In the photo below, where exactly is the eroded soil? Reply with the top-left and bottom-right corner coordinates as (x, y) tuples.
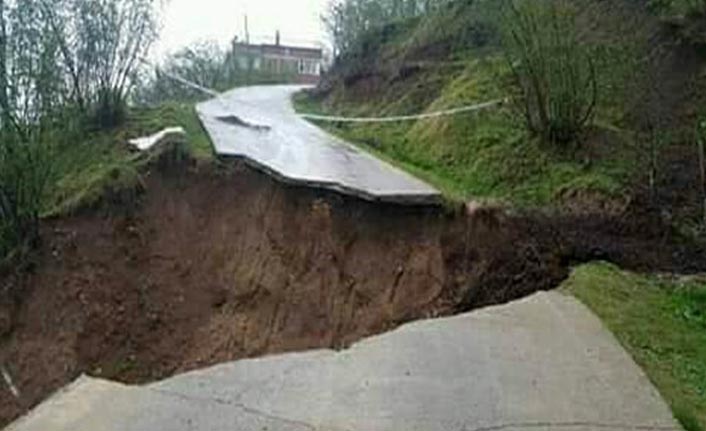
(0, 161), (702, 426)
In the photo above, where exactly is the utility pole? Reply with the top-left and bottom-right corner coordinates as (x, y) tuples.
(244, 14), (250, 44)
(244, 14), (251, 85)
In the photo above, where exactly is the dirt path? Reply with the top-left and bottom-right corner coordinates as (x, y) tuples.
(0, 162), (702, 426)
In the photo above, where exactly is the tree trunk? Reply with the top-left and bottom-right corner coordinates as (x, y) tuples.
(698, 129), (706, 225)
(0, 0), (10, 125)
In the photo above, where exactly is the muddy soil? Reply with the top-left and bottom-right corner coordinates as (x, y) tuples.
(0, 162), (703, 426)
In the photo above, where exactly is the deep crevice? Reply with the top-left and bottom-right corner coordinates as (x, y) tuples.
(0, 161), (703, 426)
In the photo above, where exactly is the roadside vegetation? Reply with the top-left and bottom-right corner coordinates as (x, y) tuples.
(502, 0), (597, 146)
(565, 262), (706, 431)
(43, 103), (212, 218)
(301, 1), (706, 428)
(299, 0), (706, 222)
(0, 0), (298, 266)
(0, 0), (162, 265)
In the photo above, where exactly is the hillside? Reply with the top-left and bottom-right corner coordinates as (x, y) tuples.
(299, 0), (706, 230)
(0, 0), (705, 428)
(296, 7), (706, 426)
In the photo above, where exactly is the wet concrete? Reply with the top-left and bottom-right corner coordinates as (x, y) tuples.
(197, 85), (442, 204)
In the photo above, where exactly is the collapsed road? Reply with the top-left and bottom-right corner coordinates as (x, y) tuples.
(9, 294), (680, 431)
(1, 85), (697, 430)
(197, 85), (442, 205)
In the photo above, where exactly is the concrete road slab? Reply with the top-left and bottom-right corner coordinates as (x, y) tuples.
(8, 292), (681, 431)
(197, 85), (442, 205)
(7, 376), (311, 431)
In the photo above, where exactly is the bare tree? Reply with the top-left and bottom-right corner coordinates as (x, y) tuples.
(0, 0), (159, 261)
(42, 0), (159, 126)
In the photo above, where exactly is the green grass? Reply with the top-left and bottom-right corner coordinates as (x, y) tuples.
(295, 59), (634, 207)
(44, 102), (213, 216)
(121, 103), (214, 163)
(565, 262), (706, 431)
(44, 141), (141, 216)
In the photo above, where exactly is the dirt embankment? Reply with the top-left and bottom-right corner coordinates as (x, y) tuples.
(0, 162), (702, 426)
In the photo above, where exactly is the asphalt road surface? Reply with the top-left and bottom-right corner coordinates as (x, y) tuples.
(197, 85), (442, 205)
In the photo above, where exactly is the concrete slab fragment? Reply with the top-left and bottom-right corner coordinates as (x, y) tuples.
(7, 376), (311, 431)
(197, 85), (442, 205)
(128, 127), (186, 151)
(8, 292), (682, 431)
(149, 292), (680, 431)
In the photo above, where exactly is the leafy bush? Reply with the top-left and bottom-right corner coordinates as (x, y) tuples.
(501, 0), (597, 146)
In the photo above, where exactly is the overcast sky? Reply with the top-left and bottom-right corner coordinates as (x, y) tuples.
(154, 0), (330, 58)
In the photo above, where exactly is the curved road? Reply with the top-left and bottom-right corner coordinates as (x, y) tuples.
(196, 85), (442, 205)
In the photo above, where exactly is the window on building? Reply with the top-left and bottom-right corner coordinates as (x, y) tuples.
(298, 59), (320, 76)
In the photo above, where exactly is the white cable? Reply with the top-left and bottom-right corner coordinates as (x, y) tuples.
(140, 58), (507, 124)
(298, 99), (507, 123)
(140, 58), (220, 98)
(158, 71), (221, 98)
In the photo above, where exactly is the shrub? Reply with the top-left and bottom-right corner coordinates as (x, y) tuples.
(43, 0), (158, 128)
(501, 0), (597, 146)
(90, 88), (128, 130)
(0, 132), (52, 263)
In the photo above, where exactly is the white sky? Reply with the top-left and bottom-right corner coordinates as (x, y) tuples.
(154, 0), (330, 58)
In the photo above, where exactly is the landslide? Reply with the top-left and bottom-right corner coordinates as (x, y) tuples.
(0, 160), (702, 426)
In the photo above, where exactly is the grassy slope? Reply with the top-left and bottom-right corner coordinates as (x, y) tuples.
(297, 2), (640, 207)
(297, 59), (634, 206)
(302, 6), (706, 427)
(565, 262), (706, 431)
(45, 103), (213, 216)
